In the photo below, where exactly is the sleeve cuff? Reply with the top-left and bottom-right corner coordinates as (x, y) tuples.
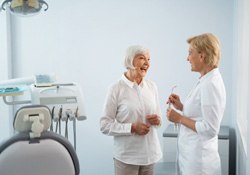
(126, 123), (133, 135)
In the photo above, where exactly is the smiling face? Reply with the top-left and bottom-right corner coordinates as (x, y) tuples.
(187, 46), (204, 73)
(186, 33), (221, 76)
(132, 52), (150, 78)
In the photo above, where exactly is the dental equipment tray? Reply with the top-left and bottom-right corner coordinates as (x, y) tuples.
(0, 85), (27, 96)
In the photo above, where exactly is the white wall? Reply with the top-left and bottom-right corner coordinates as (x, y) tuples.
(232, 0), (250, 175)
(0, 0), (234, 174)
(248, 56), (250, 175)
(0, 9), (10, 140)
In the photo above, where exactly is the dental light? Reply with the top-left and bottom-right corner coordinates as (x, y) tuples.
(1, 0), (48, 16)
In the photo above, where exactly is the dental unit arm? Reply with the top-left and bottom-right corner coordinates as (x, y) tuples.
(30, 83), (87, 121)
(0, 74), (55, 105)
(0, 75), (87, 150)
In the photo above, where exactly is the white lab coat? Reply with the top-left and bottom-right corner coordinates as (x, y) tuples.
(177, 68), (226, 175)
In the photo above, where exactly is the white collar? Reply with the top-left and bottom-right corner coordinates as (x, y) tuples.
(199, 68), (219, 83)
(122, 73), (145, 88)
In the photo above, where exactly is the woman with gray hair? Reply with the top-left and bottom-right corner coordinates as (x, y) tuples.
(167, 33), (226, 175)
(100, 45), (162, 175)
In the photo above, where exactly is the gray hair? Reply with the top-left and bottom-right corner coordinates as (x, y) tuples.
(124, 45), (149, 70)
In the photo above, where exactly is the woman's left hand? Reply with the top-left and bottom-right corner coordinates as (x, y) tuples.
(167, 108), (181, 123)
(146, 114), (161, 126)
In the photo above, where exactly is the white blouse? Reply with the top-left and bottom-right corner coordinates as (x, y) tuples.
(100, 74), (162, 165)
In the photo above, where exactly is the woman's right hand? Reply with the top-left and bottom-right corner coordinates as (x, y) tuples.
(167, 93), (183, 111)
(131, 122), (150, 135)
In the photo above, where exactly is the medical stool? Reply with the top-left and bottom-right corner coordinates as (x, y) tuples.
(0, 105), (80, 175)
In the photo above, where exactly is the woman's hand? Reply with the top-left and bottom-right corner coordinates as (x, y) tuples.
(131, 122), (150, 135)
(167, 93), (183, 111)
(146, 114), (161, 126)
(167, 108), (197, 132)
(166, 108), (182, 124)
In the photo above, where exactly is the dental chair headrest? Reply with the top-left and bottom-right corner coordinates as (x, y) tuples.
(14, 105), (51, 137)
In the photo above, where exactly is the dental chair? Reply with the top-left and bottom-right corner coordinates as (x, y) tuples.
(0, 105), (80, 175)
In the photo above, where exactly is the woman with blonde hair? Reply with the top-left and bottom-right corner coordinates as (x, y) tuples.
(167, 33), (226, 175)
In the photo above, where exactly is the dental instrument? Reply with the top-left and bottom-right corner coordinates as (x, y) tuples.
(0, 75), (86, 151)
(168, 85), (178, 130)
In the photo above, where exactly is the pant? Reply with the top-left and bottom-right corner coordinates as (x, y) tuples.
(114, 158), (155, 175)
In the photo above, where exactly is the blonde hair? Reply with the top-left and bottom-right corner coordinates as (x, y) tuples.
(124, 45), (149, 70)
(187, 33), (221, 67)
